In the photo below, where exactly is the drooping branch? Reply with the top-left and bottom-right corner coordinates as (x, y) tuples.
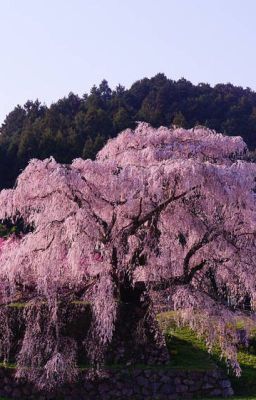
(0, 123), (255, 389)
(149, 260), (208, 291)
(149, 230), (222, 292)
(183, 230), (220, 275)
(122, 186), (197, 239)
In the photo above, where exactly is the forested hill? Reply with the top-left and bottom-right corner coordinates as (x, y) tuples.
(1, 73), (256, 189)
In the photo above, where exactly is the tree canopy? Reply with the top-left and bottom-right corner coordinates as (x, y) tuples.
(0, 123), (255, 390)
(1, 74), (256, 189)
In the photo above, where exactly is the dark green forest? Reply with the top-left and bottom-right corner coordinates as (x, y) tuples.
(1, 73), (256, 190)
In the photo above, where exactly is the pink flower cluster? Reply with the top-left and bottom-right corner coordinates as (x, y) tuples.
(0, 123), (255, 388)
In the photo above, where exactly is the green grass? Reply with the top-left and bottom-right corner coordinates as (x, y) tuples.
(5, 300), (91, 309)
(159, 311), (256, 398)
(0, 362), (15, 369)
(166, 324), (216, 370)
(7, 302), (27, 308)
(230, 352), (256, 396)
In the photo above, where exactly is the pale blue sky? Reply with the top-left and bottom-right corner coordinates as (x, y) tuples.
(0, 0), (256, 123)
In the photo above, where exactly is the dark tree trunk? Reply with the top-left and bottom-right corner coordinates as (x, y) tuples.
(106, 282), (170, 365)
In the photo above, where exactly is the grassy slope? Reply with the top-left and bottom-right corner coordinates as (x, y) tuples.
(159, 311), (256, 398)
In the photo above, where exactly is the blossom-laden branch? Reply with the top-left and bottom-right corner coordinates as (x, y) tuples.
(0, 123), (255, 389)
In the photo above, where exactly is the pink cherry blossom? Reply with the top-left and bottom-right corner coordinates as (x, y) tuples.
(0, 237), (5, 252)
(0, 123), (255, 389)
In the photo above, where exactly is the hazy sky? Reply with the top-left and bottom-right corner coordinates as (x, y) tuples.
(0, 0), (256, 123)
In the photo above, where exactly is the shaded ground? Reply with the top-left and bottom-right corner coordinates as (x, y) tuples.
(158, 311), (256, 398)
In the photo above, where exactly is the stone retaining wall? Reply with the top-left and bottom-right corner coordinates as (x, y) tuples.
(0, 367), (233, 399)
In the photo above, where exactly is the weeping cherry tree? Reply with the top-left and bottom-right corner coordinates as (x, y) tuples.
(0, 122), (256, 390)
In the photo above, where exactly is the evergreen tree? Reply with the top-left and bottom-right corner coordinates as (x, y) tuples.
(1, 74), (256, 190)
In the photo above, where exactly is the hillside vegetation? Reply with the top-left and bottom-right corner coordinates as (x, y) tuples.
(1, 73), (256, 189)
